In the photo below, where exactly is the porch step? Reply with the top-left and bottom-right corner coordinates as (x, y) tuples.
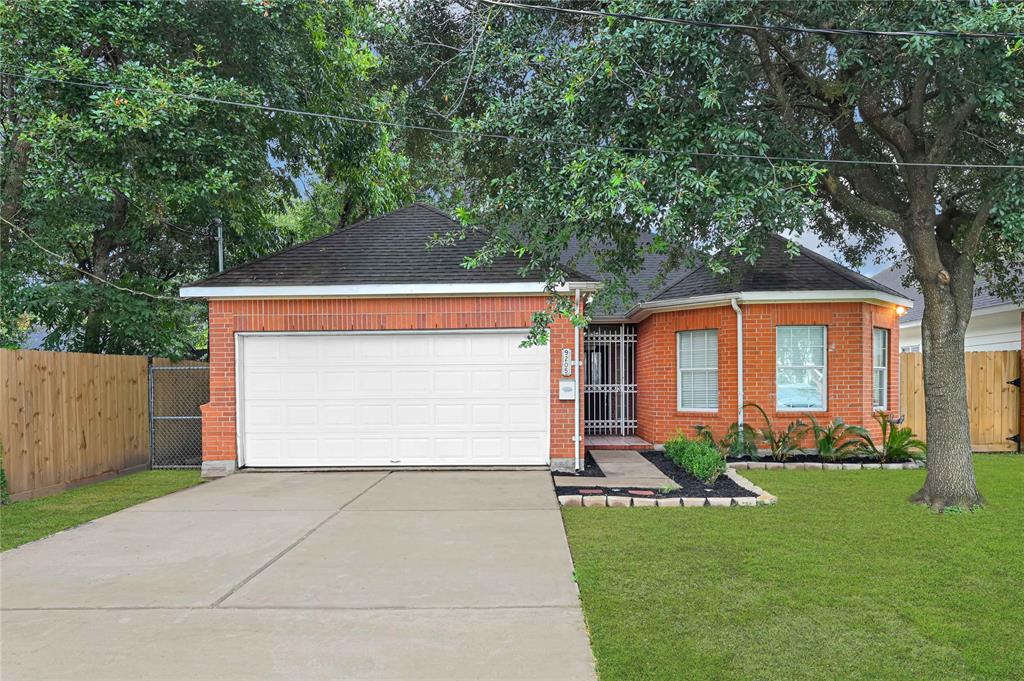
(586, 435), (653, 451)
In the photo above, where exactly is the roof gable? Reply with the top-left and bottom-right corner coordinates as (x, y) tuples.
(187, 203), (593, 289)
(651, 235), (904, 302)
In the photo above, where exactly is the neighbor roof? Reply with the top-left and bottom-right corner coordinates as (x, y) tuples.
(872, 262), (1017, 324)
(186, 203), (593, 289)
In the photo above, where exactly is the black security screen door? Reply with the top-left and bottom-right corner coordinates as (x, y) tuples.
(584, 324), (637, 436)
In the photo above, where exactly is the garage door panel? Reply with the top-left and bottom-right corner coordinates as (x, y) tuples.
(240, 331), (549, 467)
(433, 370), (468, 392)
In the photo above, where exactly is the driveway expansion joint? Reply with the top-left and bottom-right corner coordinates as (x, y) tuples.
(209, 471), (392, 608)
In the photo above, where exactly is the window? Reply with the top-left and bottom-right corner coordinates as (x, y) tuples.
(677, 329), (718, 411)
(873, 328), (889, 409)
(776, 326), (827, 411)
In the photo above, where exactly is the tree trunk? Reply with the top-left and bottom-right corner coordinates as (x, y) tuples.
(81, 230), (112, 354)
(82, 193), (127, 353)
(910, 278), (983, 510)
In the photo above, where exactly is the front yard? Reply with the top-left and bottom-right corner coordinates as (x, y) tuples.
(563, 454), (1024, 680)
(1, 470), (203, 551)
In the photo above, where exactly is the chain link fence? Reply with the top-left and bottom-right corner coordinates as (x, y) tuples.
(149, 364), (209, 468)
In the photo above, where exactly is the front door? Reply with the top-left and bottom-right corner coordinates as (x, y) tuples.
(583, 324), (637, 436)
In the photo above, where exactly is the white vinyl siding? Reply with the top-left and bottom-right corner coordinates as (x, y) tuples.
(776, 326), (827, 411)
(677, 329), (718, 411)
(873, 328), (889, 409)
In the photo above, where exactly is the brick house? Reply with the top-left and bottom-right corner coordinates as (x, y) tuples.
(181, 204), (911, 476)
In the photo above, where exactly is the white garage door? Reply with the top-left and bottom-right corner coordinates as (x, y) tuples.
(238, 331), (550, 467)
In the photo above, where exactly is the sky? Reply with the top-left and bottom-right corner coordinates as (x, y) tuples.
(791, 231), (902, 277)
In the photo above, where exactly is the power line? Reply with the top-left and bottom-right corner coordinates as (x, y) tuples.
(2, 216), (180, 300)
(478, 0), (1024, 40)
(4, 69), (1024, 170)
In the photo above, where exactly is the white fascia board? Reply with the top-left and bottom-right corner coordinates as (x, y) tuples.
(181, 279), (601, 299)
(180, 282), (551, 299)
(557, 281), (602, 293)
(625, 290), (914, 321)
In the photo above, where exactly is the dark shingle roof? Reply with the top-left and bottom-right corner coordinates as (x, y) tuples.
(188, 203), (593, 288)
(652, 234), (905, 302)
(560, 235), (696, 316)
(188, 206), (907, 312)
(872, 262), (1015, 323)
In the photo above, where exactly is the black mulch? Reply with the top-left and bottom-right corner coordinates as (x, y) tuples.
(553, 450), (756, 499)
(552, 451), (605, 478)
(639, 451), (756, 497)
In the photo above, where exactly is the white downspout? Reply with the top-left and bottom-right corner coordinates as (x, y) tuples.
(731, 297), (744, 431)
(573, 288), (582, 472)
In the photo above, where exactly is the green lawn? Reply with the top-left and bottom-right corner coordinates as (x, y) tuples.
(563, 455), (1024, 681)
(1, 470), (203, 551)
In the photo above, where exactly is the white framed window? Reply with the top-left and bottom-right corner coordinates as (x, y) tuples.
(873, 328), (889, 409)
(776, 325), (827, 411)
(677, 329), (718, 411)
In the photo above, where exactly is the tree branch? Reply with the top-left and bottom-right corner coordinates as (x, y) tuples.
(856, 89), (919, 158)
(820, 173), (903, 232)
(928, 98), (978, 164)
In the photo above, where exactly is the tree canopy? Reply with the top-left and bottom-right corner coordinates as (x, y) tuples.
(1, 0), (410, 356)
(389, 0), (1024, 508)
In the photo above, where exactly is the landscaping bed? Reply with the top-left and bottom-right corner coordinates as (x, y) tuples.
(638, 451), (756, 497)
(551, 451), (605, 478)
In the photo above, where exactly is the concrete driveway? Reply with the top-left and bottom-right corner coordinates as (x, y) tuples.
(1, 471), (595, 681)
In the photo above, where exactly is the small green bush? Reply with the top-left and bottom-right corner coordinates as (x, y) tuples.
(664, 432), (727, 484)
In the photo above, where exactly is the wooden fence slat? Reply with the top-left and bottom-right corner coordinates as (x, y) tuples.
(0, 349), (207, 500)
(900, 350), (1020, 452)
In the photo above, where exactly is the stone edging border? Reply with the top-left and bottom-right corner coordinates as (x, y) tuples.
(557, 469), (777, 508)
(728, 460), (923, 471)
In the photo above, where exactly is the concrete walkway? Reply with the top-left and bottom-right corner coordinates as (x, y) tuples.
(554, 450), (679, 490)
(1, 471), (595, 681)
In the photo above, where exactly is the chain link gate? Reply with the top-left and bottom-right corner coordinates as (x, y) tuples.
(149, 363), (209, 468)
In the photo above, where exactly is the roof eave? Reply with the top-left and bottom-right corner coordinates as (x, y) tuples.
(623, 290), (914, 322)
(180, 280), (600, 299)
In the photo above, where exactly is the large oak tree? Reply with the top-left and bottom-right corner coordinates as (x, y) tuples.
(390, 0), (1024, 510)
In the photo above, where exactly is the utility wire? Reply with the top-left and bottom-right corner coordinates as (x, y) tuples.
(478, 0), (1024, 40)
(2, 216), (179, 300)
(4, 69), (1024, 170)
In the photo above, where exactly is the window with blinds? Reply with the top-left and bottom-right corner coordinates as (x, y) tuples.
(776, 325), (827, 411)
(873, 328), (889, 409)
(677, 329), (719, 411)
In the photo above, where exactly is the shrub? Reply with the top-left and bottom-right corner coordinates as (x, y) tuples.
(694, 422), (758, 459)
(805, 415), (867, 462)
(745, 403), (806, 462)
(856, 412), (927, 463)
(664, 432), (727, 484)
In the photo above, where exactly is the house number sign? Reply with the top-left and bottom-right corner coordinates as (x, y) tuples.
(561, 348), (573, 376)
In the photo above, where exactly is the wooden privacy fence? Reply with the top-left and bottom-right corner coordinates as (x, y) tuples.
(900, 351), (1021, 452)
(0, 350), (207, 501)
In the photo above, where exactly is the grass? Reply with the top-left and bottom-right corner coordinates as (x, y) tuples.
(562, 455), (1024, 681)
(0, 470), (203, 551)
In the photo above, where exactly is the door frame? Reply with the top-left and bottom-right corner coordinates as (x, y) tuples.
(234, 328), (550, 468)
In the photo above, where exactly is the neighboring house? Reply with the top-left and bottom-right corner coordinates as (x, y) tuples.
(181, 204), (912, 475)
(872, 263), (1023, 352)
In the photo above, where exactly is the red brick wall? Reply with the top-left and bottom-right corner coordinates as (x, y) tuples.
(202, 296), (584, 467)
(634, 301), (901, 445)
